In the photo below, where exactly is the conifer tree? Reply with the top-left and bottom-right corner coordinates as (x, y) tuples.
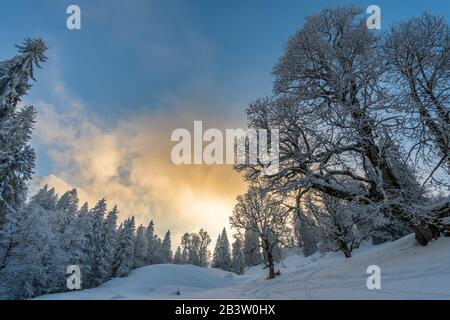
(113, 217), (136, 277)
(211, 228), (232, 271)
(134, 224), (148, 267)
(231, 238), (245, 275)
(161, 230), (173, 263)
(173, 246), (183, 264)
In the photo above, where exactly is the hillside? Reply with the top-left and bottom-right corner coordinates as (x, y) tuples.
(36, 234), (450, 300)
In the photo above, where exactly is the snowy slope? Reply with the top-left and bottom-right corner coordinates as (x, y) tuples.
(37, 234), (450, 300)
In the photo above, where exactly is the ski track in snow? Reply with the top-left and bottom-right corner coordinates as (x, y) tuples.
(36, 234), (450, 300)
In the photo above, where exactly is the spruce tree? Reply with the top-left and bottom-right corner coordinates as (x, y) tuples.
(134, 224), (148, 267)
(104, 205), (119, 278)
(231, 238), (245, 275)
(0, 38), (47, 229)
(89, 199), (109, 286)
(211, 228), (232, 271)
(173, 246), (183, 264)
(113, 217), (136, 277)
(161, 230), (173, 263)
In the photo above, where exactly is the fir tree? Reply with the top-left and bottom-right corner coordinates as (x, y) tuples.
(173, 246), (183, 264)
(231, 238), (245, 275)
(134, 224), (148, 267)
(89, 199), (109, 286)
(113, 217), (136, 277)
(161, 230), (173, 263)
(211, 228), (232, 271)
(104, 205), (119, 278)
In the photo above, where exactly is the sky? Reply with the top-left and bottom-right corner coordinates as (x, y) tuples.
(0, 0), (448, 245)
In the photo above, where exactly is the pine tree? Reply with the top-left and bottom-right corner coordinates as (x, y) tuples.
(145, 220), (156, 264)
(134, 224), (148, 267)
(56, 189), (83, 266)
(211, 233), (222, 268)
(113, 217), (136, 277)
(76, 202), (94, 287)
(161, 230), (173, 263)
(231, 238), (245, 275)
(211, 228), (232, 271)
(104, 205), (119, 278)
(173, 246), (183, 264)
(0, 38), (46, 229)
(89, 199), (109, 286)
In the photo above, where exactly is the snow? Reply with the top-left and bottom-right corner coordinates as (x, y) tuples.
(36, 234), (450, 300)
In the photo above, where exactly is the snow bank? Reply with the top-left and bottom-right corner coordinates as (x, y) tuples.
(36, 264), (238, 300)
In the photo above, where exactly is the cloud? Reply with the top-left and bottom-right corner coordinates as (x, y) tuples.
(30, 77), (247, 247)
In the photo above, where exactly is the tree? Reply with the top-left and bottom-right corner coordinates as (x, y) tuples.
(262, 227), (282, 264)
(113, 217), (136, 277)
(237, 7), (449, 246)
(134, 224), (148, 267)
(211, 228), (232, 271)
(0, 38), (46, 229)
(306, 193), (372, 258)
(230, 186), (290, 279)
(88, 199), (110, 286)
(0, 39), (55, 299)
(243, 229), (262, 267)
(231, 238), (245, 275)
(104, 205), (119, 278)
(173, 246), (183, 264)
(161, 230), (173, 263)
(384, 13), (450, 173)
(294, 191), (317, 257)
(145, 220), (158, 264)
(76, 202), (94, 287)
(180, 230), (211, 267)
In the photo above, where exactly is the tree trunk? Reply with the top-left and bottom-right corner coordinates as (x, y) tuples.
(410, 223), (441, 246)
(263, 239), (275, 279)
(339, 241), (352, 258)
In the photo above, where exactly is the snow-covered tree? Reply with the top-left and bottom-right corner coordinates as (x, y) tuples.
(262, 227), (282, 264)
(134, 224), (148, 267)
(173, 246), (183, 264)
(243, 229), (262, 267)
(161, 230), (173, 263)
(113, 217), (135, 277)
(104, 205), (119, 278)
(231, 186), (290, 279)
(181, 230), (211, 267)
(231, 238), (245, 275)
(211, 228), (232, 271)
(306, 193), (372, 258)
(236, 7), (449, 246)
(384, 13), (450, 174)
(88, 199), (110, 286)
(145, 220), (158, 264)
(0, 38), (46, 230)
(294, 191), (317, 257)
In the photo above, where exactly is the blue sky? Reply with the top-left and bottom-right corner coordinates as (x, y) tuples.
(0, 0), (448, 177)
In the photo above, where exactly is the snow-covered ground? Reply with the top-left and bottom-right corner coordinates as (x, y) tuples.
(37, 234), (450, 300)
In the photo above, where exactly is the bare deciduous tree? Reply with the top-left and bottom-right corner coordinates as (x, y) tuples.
(230, 186), (289, 279)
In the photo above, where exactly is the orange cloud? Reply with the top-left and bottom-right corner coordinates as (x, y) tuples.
(30, 86), (247, 247)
